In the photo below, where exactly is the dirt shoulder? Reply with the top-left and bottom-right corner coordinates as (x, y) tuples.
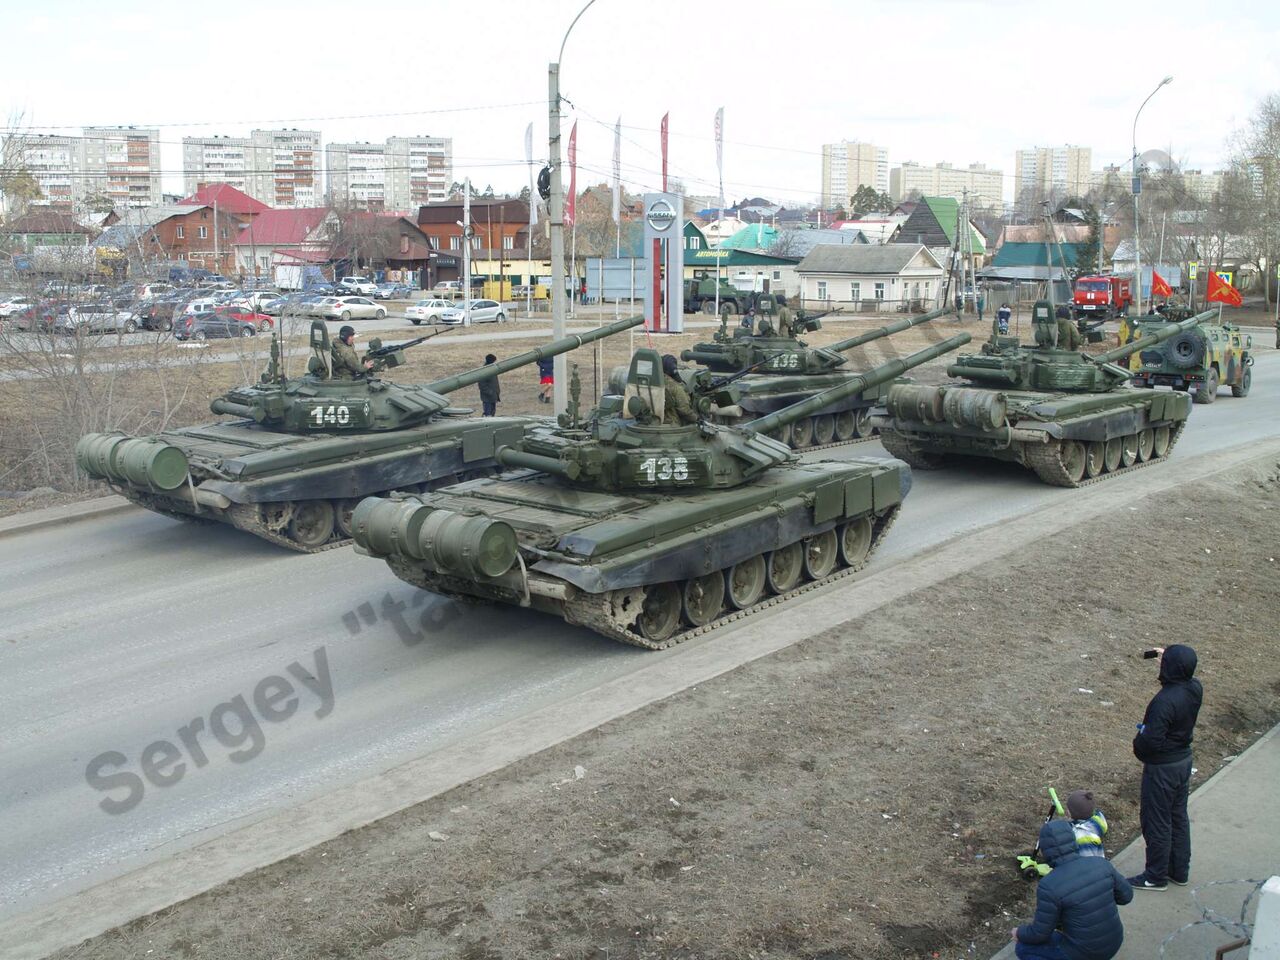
(56, 457), (1280, 960)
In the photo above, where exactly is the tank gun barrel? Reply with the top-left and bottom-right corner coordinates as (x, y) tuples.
(746, 333), (971, 435)
(1093, 310), (1214, 364)
(495, 445), (581, 479)
(210, 399), (258, 419)
(828, 306), (954, 352)
(425, 315), (643, 394)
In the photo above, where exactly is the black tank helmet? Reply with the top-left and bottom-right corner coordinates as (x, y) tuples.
(339, 324), (356, 341)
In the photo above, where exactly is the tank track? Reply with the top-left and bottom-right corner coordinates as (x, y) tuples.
(1024, 421), (1187, 487)
(226, 503), (352, 555)
(876, 430), (943, 469)
(562, 506), (901, 650)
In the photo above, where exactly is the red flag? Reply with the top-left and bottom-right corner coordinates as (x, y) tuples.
(1206, 270), (1242, 307)
(660, 112), (669, 192)
(1150, 269), (1172, 298)
(565, 121), (577, 226)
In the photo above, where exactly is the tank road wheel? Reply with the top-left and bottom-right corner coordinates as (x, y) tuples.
(1136, 427), (1155, 462)
(812, 413), (836, 446)
(1232, 367), (1251, 398)
(334, 498), (361, 538)
(1084, 441), (1106, 479)
(1194, 368), (1219, 404)
(791, 417), (815, 449)
(1152, 425), (1172, 458)
(838, 516), (874, 567)
(833, 410), (857, 441)
(288, 500), (335, 547)
(852, 407), (875, 438)
(257, 501), (294, 532)
(802, 530), (839, 580)
(1059, 440), (1087, 483)
(767, 423), (792, 446)
(765, 542), (804, 593)
(1119, 434), (1138, 468)
(725, 555), (766, 609)
(636, 581), (682, 642)
(682, 572), (725, 627)
(1103, 437), (1123, 473)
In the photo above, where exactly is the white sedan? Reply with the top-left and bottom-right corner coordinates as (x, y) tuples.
(405, 297), (454, 326)
(437, 299), (507, 325)
(313, 296), (387, 321)
(0, 295), (36, 318)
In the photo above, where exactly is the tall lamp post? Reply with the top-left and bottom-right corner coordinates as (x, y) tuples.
(1132, 75), (1172, 317)
(548, 0), (598, 413)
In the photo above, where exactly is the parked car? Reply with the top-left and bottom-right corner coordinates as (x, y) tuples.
(373, 282), (415, 300)
(437, 299), (507, 325)
(314, 296), (387, 321)
(0, 295), (36, 318)
(55, 302), (141, 335)
(338, 276), (378, 296)
(174, 308), (269, 340)
(138, 297), (185, 332)
(12, 301), (68, 332)
(432, 281), (464, 298)
(232, 290), (280, 312)
(404, 297), (454, 326)
(183, 298), (219, 318)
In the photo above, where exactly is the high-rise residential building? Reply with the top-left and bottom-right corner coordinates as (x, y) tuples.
(3, 134), (84, 211)
(182, 135), (252, 196)
(1179, 170), (1226, 202)
(1014, 145), (1093, 198)
(82, 126), (162, 209)
(248, 128), (320, 208)
(326, 142), (391, 209)
(821, 140), (889, 208)
(386, 136), (452, 209)
(889, 162), (1004, 203)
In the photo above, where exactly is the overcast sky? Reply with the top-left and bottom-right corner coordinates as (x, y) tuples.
(7, 0), (1279, 205)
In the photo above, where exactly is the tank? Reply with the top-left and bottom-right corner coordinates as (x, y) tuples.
(74, 315), (643, 551)
(678, 304), (957, 447)
(351, 333), (972, 649)
(873, 301), (1213, 487)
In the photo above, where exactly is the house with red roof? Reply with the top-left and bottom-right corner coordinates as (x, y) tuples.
(232, 207), (336, 282)
(179, 183), (271, 219)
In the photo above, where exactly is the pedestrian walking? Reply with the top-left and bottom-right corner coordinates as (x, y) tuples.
(478, 353), (499, 417)
(977, 291), (986, 323)
(537, 356), (554, 404)
(1128, 644), (1202, 891)
(1011, 820), (1133, 960)
(997, 302), (1012, 335)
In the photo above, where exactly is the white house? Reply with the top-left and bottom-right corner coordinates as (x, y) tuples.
(795, 243), (944, 312)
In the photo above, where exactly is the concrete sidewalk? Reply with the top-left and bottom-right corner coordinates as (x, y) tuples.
(993, 723), (1279, 959)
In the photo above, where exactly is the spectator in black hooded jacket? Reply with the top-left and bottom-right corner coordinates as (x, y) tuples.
(1012, 819), (1133, 959)
(1129, 643), (1202, 890)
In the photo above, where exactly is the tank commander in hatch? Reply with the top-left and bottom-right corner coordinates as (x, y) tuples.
(1055, 306), (1083, 351)
(661, 354), (698, 426)
(332, 325), (373, 379)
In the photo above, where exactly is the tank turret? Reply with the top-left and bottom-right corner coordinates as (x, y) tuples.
(208, 316), (643, 432)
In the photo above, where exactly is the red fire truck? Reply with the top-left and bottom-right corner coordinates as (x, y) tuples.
(1072, 275), (1132, 320)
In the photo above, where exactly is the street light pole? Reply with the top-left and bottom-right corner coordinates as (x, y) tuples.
(548, 0), (597, 414)
(1132, 75), (1172, 317)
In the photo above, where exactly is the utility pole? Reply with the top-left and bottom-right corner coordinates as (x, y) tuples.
(1132, 76), (1173, 317)
(462, 177), (472, 327)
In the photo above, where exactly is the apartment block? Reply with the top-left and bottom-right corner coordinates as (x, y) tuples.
(1014, 145), (1092, 198)
(248, 128), (320, 209)
(182, 135), (252, 196)
(82, 126), (162, 209)
(326, 142), (390, 210)
(889, 161), (1004, 204)
(821, 140), (889, 208)
(386, 136), (452, 209)
(1181, 169), (1227, 201)
(3, 134), (84, 211)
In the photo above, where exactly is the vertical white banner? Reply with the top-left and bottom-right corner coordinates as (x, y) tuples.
(611, 117), (621, 224)
(525, 122), (538, 226)
(714, 106), (724, 208)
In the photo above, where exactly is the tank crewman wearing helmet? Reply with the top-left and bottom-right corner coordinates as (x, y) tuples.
(1055, 306), (1084, 351)
(332, 325), (373, 379)
(661, 354), (698, 426)
(777, 305), (794, 337)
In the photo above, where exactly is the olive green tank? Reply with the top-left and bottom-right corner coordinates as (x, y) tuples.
(352, 333), (971, 649)
(74, 316), (643, 551)
(874, 301), (1212, 486)
(678, 302), (958, 447)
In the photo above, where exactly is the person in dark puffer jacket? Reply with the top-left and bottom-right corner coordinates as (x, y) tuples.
(1129, 643), (1202, 890)
(1012, 820), (1133, 959)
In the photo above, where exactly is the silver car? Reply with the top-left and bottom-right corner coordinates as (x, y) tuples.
(437, 299), (507, 325)
(405, 297), (454, 326)
(56, 302), (141, 335)
(315, 296), (387, 321)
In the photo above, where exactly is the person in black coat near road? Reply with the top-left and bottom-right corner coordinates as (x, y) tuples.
(1013, 820), (1133, 960)
(1129, 643), (1202, 890)
(478, 354), (500, 417)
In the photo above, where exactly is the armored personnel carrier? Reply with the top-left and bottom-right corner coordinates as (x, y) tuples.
(75, 316), (642, 551)
(1126, 306), (1253, 403)
(352, 333), (971, 648)
(874, 301), (1214, 487)
(678, 300), (958, 447)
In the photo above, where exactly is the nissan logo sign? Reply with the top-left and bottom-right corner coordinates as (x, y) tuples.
(646, 198), (677, 231)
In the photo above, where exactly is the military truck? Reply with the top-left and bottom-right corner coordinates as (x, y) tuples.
(1126, 307), (1253, 403)
(683, 276), (759, 315)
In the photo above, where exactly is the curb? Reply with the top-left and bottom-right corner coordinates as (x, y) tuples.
(4, 438), (1280, 959)
(0, 495), (135, 540)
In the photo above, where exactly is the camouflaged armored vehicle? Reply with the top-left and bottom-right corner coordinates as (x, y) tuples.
(874, 300), (1213, 487)
(352, 333), (971, 648)
(74, 316), (642, 551)
(1126, 306), (1253, 403)
(677, 299), (959, 447)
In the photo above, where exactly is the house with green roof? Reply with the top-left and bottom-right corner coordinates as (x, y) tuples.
(891, 196), (986, 269)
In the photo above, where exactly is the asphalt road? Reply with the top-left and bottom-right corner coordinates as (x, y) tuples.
(1, 352), (1277, 922)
